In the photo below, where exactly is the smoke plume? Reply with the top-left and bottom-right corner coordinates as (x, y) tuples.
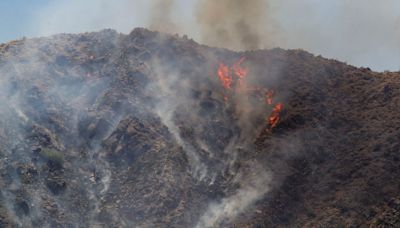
(148, 0), (177, 33)
(196, 162), (272, 227)
(23, 0), (400, 71)
(195, 0), (277, 50)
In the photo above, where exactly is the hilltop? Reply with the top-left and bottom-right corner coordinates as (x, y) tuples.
(0, 28), (399, 227)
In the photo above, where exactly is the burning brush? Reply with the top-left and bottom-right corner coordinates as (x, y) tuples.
(216, 57), (283, 131)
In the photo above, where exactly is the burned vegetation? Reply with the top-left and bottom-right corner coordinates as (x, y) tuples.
(0, 28), (399, 227)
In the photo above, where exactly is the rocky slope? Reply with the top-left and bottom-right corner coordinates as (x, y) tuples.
(0, 28), (399, 227)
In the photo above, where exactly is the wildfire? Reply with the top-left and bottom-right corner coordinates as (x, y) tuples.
(266, 90), (274, 105)
(216, 57), (284, 131)
(217, 63), (232, 90)
(216, 57), (249, 93)
(232, 57), (248, 93)
(268, 103), (283, 130)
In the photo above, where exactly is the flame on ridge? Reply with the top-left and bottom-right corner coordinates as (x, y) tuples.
(216, 57), (283, 131)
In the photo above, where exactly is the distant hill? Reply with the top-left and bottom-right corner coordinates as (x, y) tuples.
(0, 28), (399, 227)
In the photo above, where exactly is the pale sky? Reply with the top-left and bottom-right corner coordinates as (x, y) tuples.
(0, 0), (399, 71)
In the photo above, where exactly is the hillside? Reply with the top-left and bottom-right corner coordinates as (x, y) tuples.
(0, 28), (399, 227)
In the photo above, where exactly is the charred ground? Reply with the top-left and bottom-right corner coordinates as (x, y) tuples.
(0, 28), (399, 227)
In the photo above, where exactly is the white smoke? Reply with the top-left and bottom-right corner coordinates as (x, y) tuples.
(196, 162), (272, 227)
(26, 0), (400, 71)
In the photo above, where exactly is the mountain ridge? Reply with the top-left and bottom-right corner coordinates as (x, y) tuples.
(0, 28), (399, 227)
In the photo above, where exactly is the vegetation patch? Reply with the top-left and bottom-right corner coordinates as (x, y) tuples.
(40, 148), (63, 162)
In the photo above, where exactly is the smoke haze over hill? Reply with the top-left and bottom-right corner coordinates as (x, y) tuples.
(0, 0), (400, 224)
(2, 0), (395, 71)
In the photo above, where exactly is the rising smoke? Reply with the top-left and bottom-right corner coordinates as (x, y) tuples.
(146, 0), (276, 50)
(195, 0), (277, 50)
(27, 0), (399, 71)
(0, 32), (126, 226)
(1, 0), (399, 226)
(148, 0), (177, 33)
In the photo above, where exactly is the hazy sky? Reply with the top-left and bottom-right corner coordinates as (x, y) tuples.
(0, 0), (399, 71)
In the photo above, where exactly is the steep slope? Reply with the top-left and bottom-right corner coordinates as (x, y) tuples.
(0, 28), (399, 227)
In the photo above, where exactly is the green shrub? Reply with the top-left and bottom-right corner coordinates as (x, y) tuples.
(39, 148), (64, 164)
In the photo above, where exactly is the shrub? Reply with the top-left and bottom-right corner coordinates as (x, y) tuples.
(39, 148), (64, 165)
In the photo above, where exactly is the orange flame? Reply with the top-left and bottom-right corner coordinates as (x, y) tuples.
(232, 57), (247, 79)
(217, 63), (232, 90)
(268, 103), (283, 129)
(232, 57), (248, 93)
(215, 57), (284, 131)
(217, 57), (249, 92)
(266, 90), (274, 105)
